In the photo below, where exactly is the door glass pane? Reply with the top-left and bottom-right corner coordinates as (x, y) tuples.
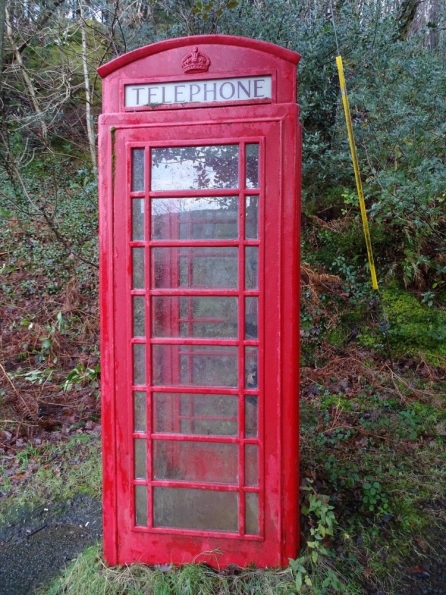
(151, 145), (239, 190)
(153, 441), (238, 484)
(154, 393), (238, 436)
(133, 296), (145, 337)
(133, 343), (146, 385)
(245, 247), (258, 290)
(245, 196), (258, 239)
(245, 347), (258, 389)
(135, 486), (147, 526)
(245, 444), (258, 486)
(132, 199), (145, 240)
(132, 148), (145, 192)
(246, 144), (259, 189)
(132, 248), (145, 289)
(152, 197), (238, 240)
(154, 488), (238, 532)
(245, 395), (258, 438)
(245, 492), (259, 535)
(153, 345), (238, 387)
(135, 439), (147, 479)
(153, 247), (238, 289)
(245, 297), (258, 339)
(134, 391), (146, 433)
(153, 296), (238, 338)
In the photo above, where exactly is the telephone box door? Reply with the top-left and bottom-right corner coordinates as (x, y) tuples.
(108, 112), (298, 566)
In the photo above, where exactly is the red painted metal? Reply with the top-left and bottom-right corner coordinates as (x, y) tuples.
(98, 35), (301, 569)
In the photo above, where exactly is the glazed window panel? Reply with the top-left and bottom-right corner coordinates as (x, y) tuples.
(152, 247), (238, 289)
(245, 395), (258, 438)
(151, 197), (238, 240)
(152, 345), (238, 387)
(245, 347), (258, 390)
(132, 148), (145, 192)
(245, 247), (258, 290)
(133, 296), (145, 337)
(245, 196), (259, 239)
(245, 297), (258, 339)
(245, 444), (259, 487)
(134, 391), (147, 433)
(134, 439), (147, 479)
(245, 492), (259, 535)
(132, 248), (145, 290)
(153, 393), (238, 436)
(153, 487), (238, 532)
(132, 199), (145, 241)
(135, 485), (148, 526)
(151, 145), (239, 191)
(152, 296), (238, 338)
(133, 343), (146, 385)
(245, 144), (259, 189)
(153, 440), (238, 484)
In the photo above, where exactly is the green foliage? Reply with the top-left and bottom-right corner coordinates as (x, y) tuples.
(290, 484), (345, 593)
(358, 288), (446, 366)
(64, 364), (100, 392)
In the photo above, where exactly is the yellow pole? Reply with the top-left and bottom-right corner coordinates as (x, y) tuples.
(336, 55), (379, 291)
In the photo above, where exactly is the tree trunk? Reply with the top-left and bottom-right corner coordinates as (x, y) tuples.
(394, 0), (421, 41)
(79, 1), (97, 168)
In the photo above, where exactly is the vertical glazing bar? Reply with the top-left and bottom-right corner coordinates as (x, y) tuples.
(146, 147), (153, 529)
(258, 138), (265, 537)
(238, 142), (246, 535)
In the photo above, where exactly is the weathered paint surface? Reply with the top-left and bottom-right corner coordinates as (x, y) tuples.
(98, 34), (301, 569)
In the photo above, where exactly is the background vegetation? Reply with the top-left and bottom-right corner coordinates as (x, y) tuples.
(0, 0), (445, 593)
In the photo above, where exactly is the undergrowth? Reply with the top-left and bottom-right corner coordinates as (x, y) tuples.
(0, 433), (101, 523)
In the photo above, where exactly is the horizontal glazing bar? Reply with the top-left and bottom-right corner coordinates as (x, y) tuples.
(152, 240), (260, 246)
(131, 433), (261, 444)
(129, 240), (261, 248)
(134, 527), (264, 539)
(150, 338), (239, 346)
(132, 526), (264, 540)
(149, 189), (244, 198)
(148, 289), (259, 296)
(150, 480), (241, 491)
(150, 433), (239, 443)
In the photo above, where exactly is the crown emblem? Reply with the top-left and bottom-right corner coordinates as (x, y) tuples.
(181, 47), (211, 74)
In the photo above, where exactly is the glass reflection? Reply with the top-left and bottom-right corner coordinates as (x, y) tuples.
(151, 145), (239, 190)
(132, 149), (145, 192)
(245, 246), (258, 290)
(245, 395), (258, 438)
(132, 199), (145, 241)
(246, 144), (259, 189)
(245, 347), (258, 389)
(245, 196), (258, 239)
(151, 196), (238, 240)
(245, 297), (258, 339)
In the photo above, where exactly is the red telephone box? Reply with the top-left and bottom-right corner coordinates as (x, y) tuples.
(98, 35), (301, 568)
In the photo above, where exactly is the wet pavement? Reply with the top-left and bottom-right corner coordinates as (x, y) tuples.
(0, 494), (102, 595)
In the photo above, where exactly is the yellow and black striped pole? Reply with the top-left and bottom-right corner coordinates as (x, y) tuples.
(336, 56), (379, 291)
